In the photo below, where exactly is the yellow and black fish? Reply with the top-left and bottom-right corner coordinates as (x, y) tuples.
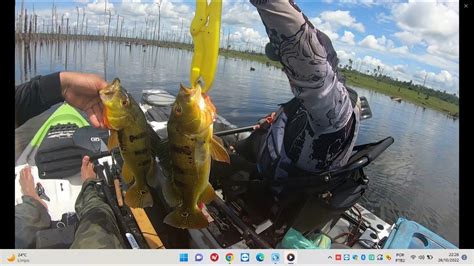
(100, 78), (162, 208)
(163, 83), (230, 229)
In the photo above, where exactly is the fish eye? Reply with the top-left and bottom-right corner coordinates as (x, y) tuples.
(122, 100), (128, 106)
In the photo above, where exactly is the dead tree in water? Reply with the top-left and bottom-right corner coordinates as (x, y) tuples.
(34, 15), (38, 37)
(81, 10), (86, 40)
(55, 5), (59, 40)
(28, 14), (32, 41)
(66, 18), (69, 42)
(50, 4), (54, 37)
(120, 17), (124, 39)
(24, 9), (28, 37)
(115, 14), (120, 38)
(157, 1), (161, 42)
(60, 15), (64, 38)
(19, 0), (24, 35)
(76, 6), (80, 36)
(107, 10), (112, 42)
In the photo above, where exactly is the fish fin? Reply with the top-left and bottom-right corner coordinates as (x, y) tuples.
(146, 160), (159, 188)
(198, 183), (216, 204)
(213, 134), (225, 146)
(161, 177), (181, 207)
(107, 130), (120, 151)
(125, 183), (153, 208)
(164, 206), (209, 229)
(210, 135), (230, 163)
(122, 162), (134, 184)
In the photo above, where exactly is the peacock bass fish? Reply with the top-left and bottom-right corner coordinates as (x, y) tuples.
(163, 83), (230, 229)
(100, 78), (162, 208)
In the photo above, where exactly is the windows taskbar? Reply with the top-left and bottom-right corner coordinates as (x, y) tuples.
(0, 249), (472, 265)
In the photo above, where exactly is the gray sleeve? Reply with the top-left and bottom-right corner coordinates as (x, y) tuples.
(252, 0), (353, 132)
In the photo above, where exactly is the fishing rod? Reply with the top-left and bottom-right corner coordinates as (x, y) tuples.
(214, 125), (256, 137)
(214, 112), (276, 137)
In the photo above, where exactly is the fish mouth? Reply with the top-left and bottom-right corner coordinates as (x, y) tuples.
(99, 78), (121, 103)
(179, 83), (201, 97)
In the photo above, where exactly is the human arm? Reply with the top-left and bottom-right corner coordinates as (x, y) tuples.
(15, 72), (107, 129)
(251, 0), (353, 131)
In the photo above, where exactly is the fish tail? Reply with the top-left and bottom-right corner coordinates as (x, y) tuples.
(125, 183), (153, 208)
(164, 205), (209, 229)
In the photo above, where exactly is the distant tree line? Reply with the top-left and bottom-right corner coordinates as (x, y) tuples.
(340, 65), (459, 106)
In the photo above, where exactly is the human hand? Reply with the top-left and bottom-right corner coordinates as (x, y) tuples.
(81, 156), (97, 183)
(60, 72), (108, 129)
(19, 166), (48, 209)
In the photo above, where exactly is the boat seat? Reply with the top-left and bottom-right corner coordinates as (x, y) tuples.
(146, 106), (172, 123)
(35, 123), (83, 179)
(35, 125), (109, 180)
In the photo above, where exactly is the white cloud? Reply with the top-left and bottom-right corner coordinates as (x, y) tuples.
(359, 35), (385, 50)
(426, 42), (459, 59)
(362, 55), (387, 70)
(392, 2), (459, 57)
(336, 50), (356, 62)
(390, 45), (409, 54)
(310, 17), (339, 40)
(358, 34), (409, 55)
(393, 64), (406, 74)
(340, 31), (355, 45)
(222, 1), (261, 28)
(434, 70), (454, 84)
(415, 69), (458, 92)
(86, 0), (115, 15)
(119, 0), (147, 16)
(393, 2), (458, 39)
(394, 31), (423, 45)
(375, 12), (391, 24)
(319, 10), (365, 32)
(310, 10), (364, 42)
(229, 27), (267, 51)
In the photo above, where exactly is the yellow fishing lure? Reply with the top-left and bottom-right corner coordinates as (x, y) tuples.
(190, 0), (222, 93)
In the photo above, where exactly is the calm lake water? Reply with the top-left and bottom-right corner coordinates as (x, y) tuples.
(15, 40), (459, 245)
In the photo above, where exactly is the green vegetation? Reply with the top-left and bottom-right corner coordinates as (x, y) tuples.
(340, 69), (459, 118)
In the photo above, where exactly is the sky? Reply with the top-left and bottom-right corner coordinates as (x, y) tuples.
(14, 0), (459, 95)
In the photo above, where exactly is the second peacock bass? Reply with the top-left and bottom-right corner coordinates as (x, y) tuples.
(163, 83), (230, 229)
